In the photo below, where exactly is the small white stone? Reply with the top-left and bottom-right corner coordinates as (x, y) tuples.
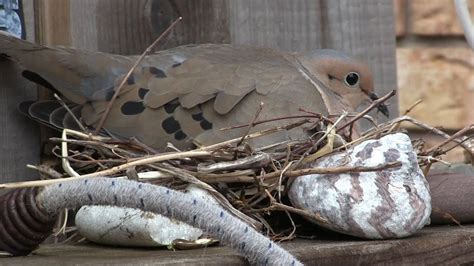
(75, 206), (202, 247)
(75, 185), (219, 247)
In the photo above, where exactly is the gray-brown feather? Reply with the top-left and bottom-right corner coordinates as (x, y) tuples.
(1, 33), (333, 150)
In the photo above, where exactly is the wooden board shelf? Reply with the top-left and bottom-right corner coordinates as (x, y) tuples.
(4, 225), (473, 265)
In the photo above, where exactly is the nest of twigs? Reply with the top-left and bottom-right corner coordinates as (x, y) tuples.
(11, 90), (470, 242)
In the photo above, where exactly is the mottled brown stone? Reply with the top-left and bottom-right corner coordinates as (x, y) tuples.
(397, 48), (474, 129)
(409, 0), (474, 35)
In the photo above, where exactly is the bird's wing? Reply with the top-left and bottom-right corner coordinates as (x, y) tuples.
(1, 32), (330, 149)
(80, 45), (330, 149)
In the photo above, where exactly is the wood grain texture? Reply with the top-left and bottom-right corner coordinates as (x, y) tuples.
(228, 0), (324, 51)
(69, 0), (98, 51)
(148, 0), (230, 49)
(3, 226), (474, 265)
(94, 0), (156, 54)
(34, 0), (71, 45)
(0, 0), (40, 182)
(38, 0), (160, 54)
(0, 64), (40, 183)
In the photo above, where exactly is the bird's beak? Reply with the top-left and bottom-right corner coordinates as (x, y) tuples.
(369, 92), (390, 117)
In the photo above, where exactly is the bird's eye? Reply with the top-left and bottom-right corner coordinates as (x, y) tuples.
(344, 72), (360, 87)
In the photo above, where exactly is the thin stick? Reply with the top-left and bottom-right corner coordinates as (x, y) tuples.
(26, 164), (63, 179)
(260, 161), (401, 180)
(200, 119), (309, 151)
(197, 153), (271, 174)
(0, 150), (209, 189)
(423, 124), (473, 156)
(262, 190), (329, 225)
(94, 16), (183, 134)
(237, 102), (264, 146)
(353, 116), (473, 156)
(220, 114), (322, 131)
(61, 129), (80, 177)
(53, 93), (88, 132)
(337, 90), (396, 132)
(439, 135), (473, 155)
(403, 99), (423, 116)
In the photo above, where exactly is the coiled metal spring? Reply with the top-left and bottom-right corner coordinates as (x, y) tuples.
(0, 187), (56, 256)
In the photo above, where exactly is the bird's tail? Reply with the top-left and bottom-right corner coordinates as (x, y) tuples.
(18, 100), (84, 131)
(0, 30), (133, 104)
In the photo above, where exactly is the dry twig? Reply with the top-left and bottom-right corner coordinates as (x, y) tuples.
(94, 16), (183, 134)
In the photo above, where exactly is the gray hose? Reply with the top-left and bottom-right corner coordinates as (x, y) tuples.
(37, 177), (302, 265)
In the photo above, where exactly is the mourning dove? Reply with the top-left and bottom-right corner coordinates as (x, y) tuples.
(0, 32), (388, 150)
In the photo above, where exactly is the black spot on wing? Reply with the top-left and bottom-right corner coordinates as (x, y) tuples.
(164, 100), (179, 114)
(191, 113), (204, 121)
(200, 120), (213, 130)
(162, 116), (181, 134)
(0, 53), (11, 61)
(127, 74), (135, 85)
(138, 88), (149, 99)
(192, 112), (213, 130)
(22, 70), (58, 92)
(172, 62), (182, 68)
(174, 130), (187, 140)
(121, 101), (146, 115)
(149, 67), (167, 78)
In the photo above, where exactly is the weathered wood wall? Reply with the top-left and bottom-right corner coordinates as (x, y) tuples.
(0, 0), (397, 182)
(0, 0), (39, 183)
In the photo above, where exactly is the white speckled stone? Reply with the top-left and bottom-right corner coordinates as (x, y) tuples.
(289, 133), (431, 239)
(75, 185), (218, 246)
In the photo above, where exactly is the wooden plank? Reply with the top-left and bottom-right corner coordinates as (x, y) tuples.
(34, 0), (71, 45)
(35, 0), (158, 54)
(3, 226), (474, 265)
(0, 0), (40, 183)
(94, 0), (155, 54)
(68, 0), (98, 51)
(0, 63), (40, 183)
(228, 0), (324, 51)
(69, 0), (157, 54)
(147, 0), (230, 49)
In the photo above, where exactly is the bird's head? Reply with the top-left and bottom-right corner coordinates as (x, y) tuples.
(295, 49), (389, 117)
